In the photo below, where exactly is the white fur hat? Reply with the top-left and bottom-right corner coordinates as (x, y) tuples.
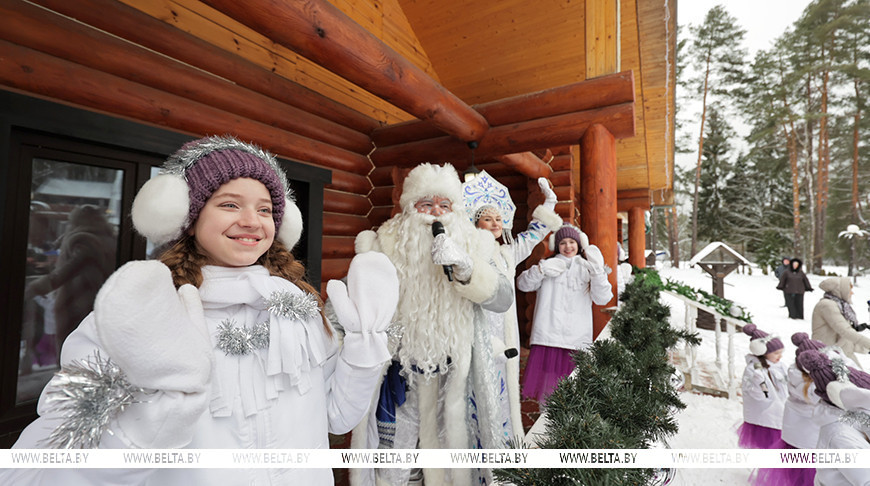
(131, 135), (303, 249)
(398, 163), (463, 212)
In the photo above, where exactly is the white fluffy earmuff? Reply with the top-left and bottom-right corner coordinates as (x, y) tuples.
(278, 197), (303, 250)
(749, 334), (775, 356)
(131, 174), (191, 246)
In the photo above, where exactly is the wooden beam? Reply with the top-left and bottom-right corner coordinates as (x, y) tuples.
(371, 71), (634, 146)
(201, 0), (489, 142)
(628, 206), (646, 269)
(371, 102), (634, 167)
(0, 40), (372, 174)
(492, 152), (553, 179)
(585, 0), (620, 78)
(1, 1), (372, 154)
(326, 170), (372, 195)
(31, 0), (379, 134)
(323, 189), (371, 215)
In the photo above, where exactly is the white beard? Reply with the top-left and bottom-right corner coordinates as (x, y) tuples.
(379, 210), (477, 379)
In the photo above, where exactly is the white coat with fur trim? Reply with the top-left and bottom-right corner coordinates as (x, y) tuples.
(516, 251), (612, 351)
(740, 354), (788, 429)
(815, 419), (870, 485)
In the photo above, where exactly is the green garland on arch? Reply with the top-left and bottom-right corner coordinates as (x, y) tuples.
(658, 276), (753, 323)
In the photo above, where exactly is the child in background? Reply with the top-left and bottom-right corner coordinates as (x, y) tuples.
(798, 350), (870, 486)
(1, 136), (398, 486)
(516, 224), (612, 402)
(738, 324), (788, 451)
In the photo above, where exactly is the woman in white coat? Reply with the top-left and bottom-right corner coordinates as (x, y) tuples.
(516, 224), (612, 402)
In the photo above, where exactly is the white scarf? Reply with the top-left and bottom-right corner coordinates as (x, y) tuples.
(198, 265), (334, 417)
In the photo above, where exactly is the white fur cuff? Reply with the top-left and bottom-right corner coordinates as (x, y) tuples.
(532, 205), (563, 232)
(355, 230), (380, 254)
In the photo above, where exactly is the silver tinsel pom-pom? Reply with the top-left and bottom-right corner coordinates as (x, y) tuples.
(216, 319), (270, 356)
(266, 290), (320, 321)
(40, 351), (143, 449)
(832, 357), (851, 383)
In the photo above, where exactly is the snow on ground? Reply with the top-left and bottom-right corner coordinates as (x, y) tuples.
(660, 262), (870, 485)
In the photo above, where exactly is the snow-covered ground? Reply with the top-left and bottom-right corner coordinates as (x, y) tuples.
(661, 262), (870, 485)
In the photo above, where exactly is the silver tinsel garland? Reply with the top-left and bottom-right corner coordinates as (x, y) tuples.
(40, 351), (143, 449)
(840, 410), (870, 431)
(216, 319), (270, 356)
(265, 290), (320, 321)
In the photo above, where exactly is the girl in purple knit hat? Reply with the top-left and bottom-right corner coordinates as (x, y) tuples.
(2, 136), (398, 486)
(738, 324), (788, 450)
(516, 223), (612, 402)
(797, 349), (870, 486)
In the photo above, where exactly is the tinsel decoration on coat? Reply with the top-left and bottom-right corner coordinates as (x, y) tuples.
(266, 290), (320, 321)
(216, 319), (270, 356)
(40, 351), (144, 449)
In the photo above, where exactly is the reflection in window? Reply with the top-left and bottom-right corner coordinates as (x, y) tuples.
(18, 159), (122, 404)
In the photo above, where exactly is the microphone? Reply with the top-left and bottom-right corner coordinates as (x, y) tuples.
(432, 221), (454, 281)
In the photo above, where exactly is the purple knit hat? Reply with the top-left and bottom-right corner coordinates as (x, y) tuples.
(743, 324), (784, 356)
(131, 136), (303, 249)
(791, 332), (826, 370)
(798, 350), (870, 403)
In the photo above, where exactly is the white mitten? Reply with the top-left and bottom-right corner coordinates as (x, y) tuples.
(327, 252), (399, 368)
(539, 258), (568, 277)
(431, 232), (473, 282)
(583, 245), (608, 274)
(93, 260), (212, 448)
(538, 177), (558, 210)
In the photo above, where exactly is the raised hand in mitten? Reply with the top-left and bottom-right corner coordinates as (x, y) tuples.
(327, 252), (399, 368)
(539, 258), (568, 277)
(538, 177), (558, 210)
(432, 232), (473, 282)
(583, 245), (609, 274)
(92, 260), (212, 448)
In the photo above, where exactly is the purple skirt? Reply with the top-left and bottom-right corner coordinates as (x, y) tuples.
(752, 441), (815, 486)
(737, 422), (782, 450)
(521, 345), (575, 402)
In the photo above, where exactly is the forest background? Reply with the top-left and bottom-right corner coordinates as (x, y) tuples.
(659, 0), (870, 275)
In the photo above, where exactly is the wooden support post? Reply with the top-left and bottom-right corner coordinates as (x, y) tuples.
(628, 206), (646, 269)
(580, 124), (618, 339)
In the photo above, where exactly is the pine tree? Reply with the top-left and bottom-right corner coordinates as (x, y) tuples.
(696, 104), (734, 245)
(494, 270), (699, 486)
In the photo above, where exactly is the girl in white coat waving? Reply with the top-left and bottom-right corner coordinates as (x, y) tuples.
(2, 136), (398, 486)
(516, 224), (612, 402)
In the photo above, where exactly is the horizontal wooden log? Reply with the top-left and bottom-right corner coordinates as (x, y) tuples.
(617, 189), (651, 200)
(367, 206), (395, 227)
(493, 152), (552, 179)
(323, 188), (371, 215)
(475, 162), (523, 178)
(369, 186), (396, 207)
(322, 236), (356, 259)
(369, 166), (395, 187)
(551, 154), (573, 171)
(31, 0), (379, 134)
(326, 170), (372, 195)
(1, 1), (372, 154)
(0, 41), (373, 175)
(321, 258), (352, 285)
(554, 186), (573, 201)
(617, 198), (651, 212)
(555, 202), (574, 219)
(371, 71), (634, 146)
(550, 170), (572, 187)
(202, 0), (489, 142)
(323, 212), (372, 236)
(371, 103), (635, 167)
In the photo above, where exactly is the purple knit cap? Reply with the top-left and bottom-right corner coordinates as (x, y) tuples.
(742, 324), (784, 356)
(791, 332), (826, 370)
(555, 225), (583, 247)
(165, 136), (288, 232)
(798, 350), (870, 403)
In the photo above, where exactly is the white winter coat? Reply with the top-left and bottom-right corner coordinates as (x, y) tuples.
(741, 354), (788, 429)
(781, 364), (822, 448)
(3, 264), (384, 486)
(516, 251), (613, 351)
(814, 405), (870, 486)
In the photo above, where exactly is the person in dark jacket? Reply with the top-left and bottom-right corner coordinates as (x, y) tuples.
(774, 257), (791, 307)
(777, 258), (813, 319)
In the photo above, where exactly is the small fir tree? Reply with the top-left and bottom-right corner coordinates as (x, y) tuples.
(495, 269), (699, 486)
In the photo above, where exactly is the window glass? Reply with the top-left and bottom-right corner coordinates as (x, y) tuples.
(18, 159), (122, 404)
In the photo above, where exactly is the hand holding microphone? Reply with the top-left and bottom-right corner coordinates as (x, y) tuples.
(431, 221), (473, 282)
